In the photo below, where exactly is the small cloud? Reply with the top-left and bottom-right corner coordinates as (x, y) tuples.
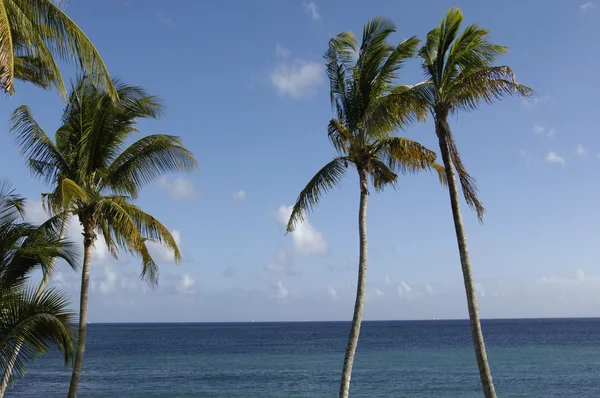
(397, 281), (412, 298)
(520, 149), (533, 163)
(157, 12), (174, 27)
(177, 274), (196, 295)
(425, 284), (433, 296)
(233, 189), (246, 202)
(384, 274), (392, 286)
(522, 95), (549, 109)
(223, 267), (236, 278)
(597, 153), (600, 160)
(275, 280), (289, 299)
(275, 43), (291, 59)
(266, 249), (295, 275)
(158, 176), (199, 199)
(276, 205), (327, 255)
(270, 61), (324, 100)
(533, 123), (555, 138)
(99, 266), (117, 295)
(537, 269), (600, 285)
(576, 144), (587, 157)
(475, 283), (486, 298)
(545, 151), (566, 168)
(327, 286), (339, 301)
(375, 288), (385, 297)
(580, 1), (597, 11)
(302, 1), (321, 20)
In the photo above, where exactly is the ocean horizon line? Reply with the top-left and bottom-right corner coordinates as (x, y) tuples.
(87, 316), (600, 325)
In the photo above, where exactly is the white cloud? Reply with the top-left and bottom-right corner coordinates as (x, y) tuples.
(177, 274), (196, 295)
(275, 43), (291, 59)
(375, 288), (385, 297)
(475, 283), (486, 298)
(533, 123), (555, 138)
(302, 1), (321, 20)
(275, 280), (289, 299)
(522, 95), (549, 109)
(397, 281), (413, 299)
(276, 205), (327, 255)
(327, 286), (339, 301)
(99, 266), (117, 295)
(597, 153), (600, 160)
(576, 144), (587, 157)
(537, 269), (600, 285)
(520, 149), (533, 163)
(580, 2), (597, 11)
(233, 189), (246, 202)
(384, 274), (392, 286)
(266, 249), (294, 275)
(270, 61), (324, 99)
(158, 176), (199, 199)
(545, 151), (566, 168)
(425, 284), (433, 296)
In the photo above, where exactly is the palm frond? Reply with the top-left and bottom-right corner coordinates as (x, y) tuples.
(0, 182), (26, 224)
(287, 157), (348, 232)
(370, 159), (397, 192)
(104, 135), (197, 197)
(0, 0), (15, 93)
(14, 0), (115, 98)
(379, 136), (445, 180)
(10, 105), (69, 184)
(0, 287), (76, 387)
(450, 66), (534, 112)
(95, 197), (180, 285)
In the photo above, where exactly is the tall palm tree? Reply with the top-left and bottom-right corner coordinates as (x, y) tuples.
(286, 18), (445, 398)
(0, 0), (114, 97)
(10, 77), (198, 397)
(413, 8), (533, 397)
(0, 182), (78, 398)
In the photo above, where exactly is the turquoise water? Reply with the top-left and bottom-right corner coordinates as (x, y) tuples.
(8, 319), (600, 397)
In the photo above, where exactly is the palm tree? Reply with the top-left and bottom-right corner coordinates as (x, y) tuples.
(0, 0), (114, 97)
(10, 76), (198, 397)
(413, 8), (533, 397)
(286, 18), (445, 398)
(0, 182), (78, 398)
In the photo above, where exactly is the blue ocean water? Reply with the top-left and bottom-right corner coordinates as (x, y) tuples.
(8, 318), (600, 397)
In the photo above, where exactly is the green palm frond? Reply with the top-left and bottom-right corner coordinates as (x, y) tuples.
(450, 66), (534, 112)
(0, 287), (76, 387)
(10, 105), (69, 184)
(287, 157), (348, 232)
(0, 0), (15, 93)
(370, 159), (397, 192)
(379, 136), (445, 179)
(0, 0), (114, 97)
(104, 134), (197, 197)
(0, 182), (25, 224)
(95, 197), (180, 285)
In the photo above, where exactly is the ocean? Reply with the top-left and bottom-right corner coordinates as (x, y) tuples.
(8, 318), (600, 397)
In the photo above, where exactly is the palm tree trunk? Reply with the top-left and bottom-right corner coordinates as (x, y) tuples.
(0, 215), (69, 398)
(339, 168), (369, 398)
(68, 221), (95, 398)
(436, 119), (496, 398)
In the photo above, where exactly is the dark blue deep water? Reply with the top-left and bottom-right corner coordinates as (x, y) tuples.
(8, 319), (600, 397)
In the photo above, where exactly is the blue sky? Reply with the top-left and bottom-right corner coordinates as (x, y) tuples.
(1, 0), (599, 322)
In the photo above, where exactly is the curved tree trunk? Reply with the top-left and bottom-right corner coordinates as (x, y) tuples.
(68, 220), (95, 398)
(339, 168), (369, 398)
(436, 118), (496, 398)
(0, 215), (69, 398)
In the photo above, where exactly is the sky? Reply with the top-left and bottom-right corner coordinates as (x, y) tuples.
(1, 0), (599, 322)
